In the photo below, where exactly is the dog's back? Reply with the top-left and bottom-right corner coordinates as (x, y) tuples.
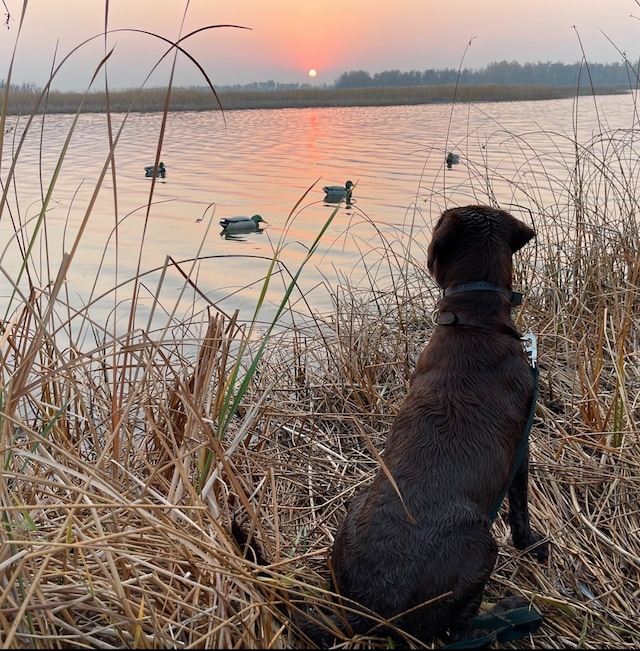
(327, 206), (539, 644)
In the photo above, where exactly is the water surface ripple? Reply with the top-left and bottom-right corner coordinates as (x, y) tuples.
(2, 94), (637, 336)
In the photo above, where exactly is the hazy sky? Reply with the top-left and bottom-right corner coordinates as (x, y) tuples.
(2, 0), (639, 91)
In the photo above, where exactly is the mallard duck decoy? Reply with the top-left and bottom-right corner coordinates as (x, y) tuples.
(446, 152), (459, 169)
(219, 214), (266, 232)
(145, 161), (166, 178)
(323, 180), (354, 204)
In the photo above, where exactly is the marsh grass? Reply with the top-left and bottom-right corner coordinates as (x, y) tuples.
(2, 84), (629, 116)
(2, 10), (640, 651)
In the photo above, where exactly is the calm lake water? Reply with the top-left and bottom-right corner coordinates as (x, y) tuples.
(2, 93), (638, 340)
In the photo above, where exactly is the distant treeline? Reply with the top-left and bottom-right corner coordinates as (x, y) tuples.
(212, 60), (640, 92)
(2, 60), (638, 97)
(333, 60), (639, 89)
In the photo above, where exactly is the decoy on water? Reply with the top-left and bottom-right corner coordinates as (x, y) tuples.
(446, 152), (460, 169)
(323, 180), (354, 204)
(145, 161), (166, 178)
(219, 214), (266, 232)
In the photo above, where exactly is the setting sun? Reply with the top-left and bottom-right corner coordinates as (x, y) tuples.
(308, 69), (317, 78)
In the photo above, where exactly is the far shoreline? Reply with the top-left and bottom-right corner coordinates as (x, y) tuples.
(3, 83), (629, 116)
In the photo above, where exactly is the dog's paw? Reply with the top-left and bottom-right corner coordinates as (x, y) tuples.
(492, 595), (529, 614)
(449, 623), (483, 645)
(491, 596), (543, 636)
(524, 531), (549, 562)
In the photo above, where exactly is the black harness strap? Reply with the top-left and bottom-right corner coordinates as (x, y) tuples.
(434, 281), (542, 648)
(433, 307), (539, 519)
(489, 362), (539, 521)
(433, 299), (539, 520)
(440, 360), (541, 650)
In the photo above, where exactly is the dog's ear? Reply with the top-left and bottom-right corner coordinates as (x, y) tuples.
(427, 212), (459, 273)
(426, 233), (442, 273)
(510, 221), (536, 253)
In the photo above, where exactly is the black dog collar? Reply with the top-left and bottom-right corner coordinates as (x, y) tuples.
(442, 281), (523, 306)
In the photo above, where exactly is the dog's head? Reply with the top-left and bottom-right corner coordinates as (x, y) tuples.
(427, 205), (535, 290)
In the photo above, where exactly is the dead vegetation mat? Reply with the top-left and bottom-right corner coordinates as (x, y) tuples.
(1, 258), (640, 649)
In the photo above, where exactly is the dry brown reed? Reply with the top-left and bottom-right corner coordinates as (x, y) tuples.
(2, 84), (628, 116)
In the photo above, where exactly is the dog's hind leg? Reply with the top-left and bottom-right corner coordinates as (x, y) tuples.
(446, 529), (498, 644)
(508, 450), (548, 561)
(448, 585), (486, 644)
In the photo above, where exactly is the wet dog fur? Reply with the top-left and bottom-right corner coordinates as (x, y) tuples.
(306, 205), (548, 646)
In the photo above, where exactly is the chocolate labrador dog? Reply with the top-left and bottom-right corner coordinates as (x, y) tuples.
(314, 205), (548, 646)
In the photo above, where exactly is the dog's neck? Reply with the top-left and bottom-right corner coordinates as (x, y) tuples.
(434, 281), (523, 339)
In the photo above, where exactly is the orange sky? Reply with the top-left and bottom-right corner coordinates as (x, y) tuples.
(2, 0), (639, 90)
